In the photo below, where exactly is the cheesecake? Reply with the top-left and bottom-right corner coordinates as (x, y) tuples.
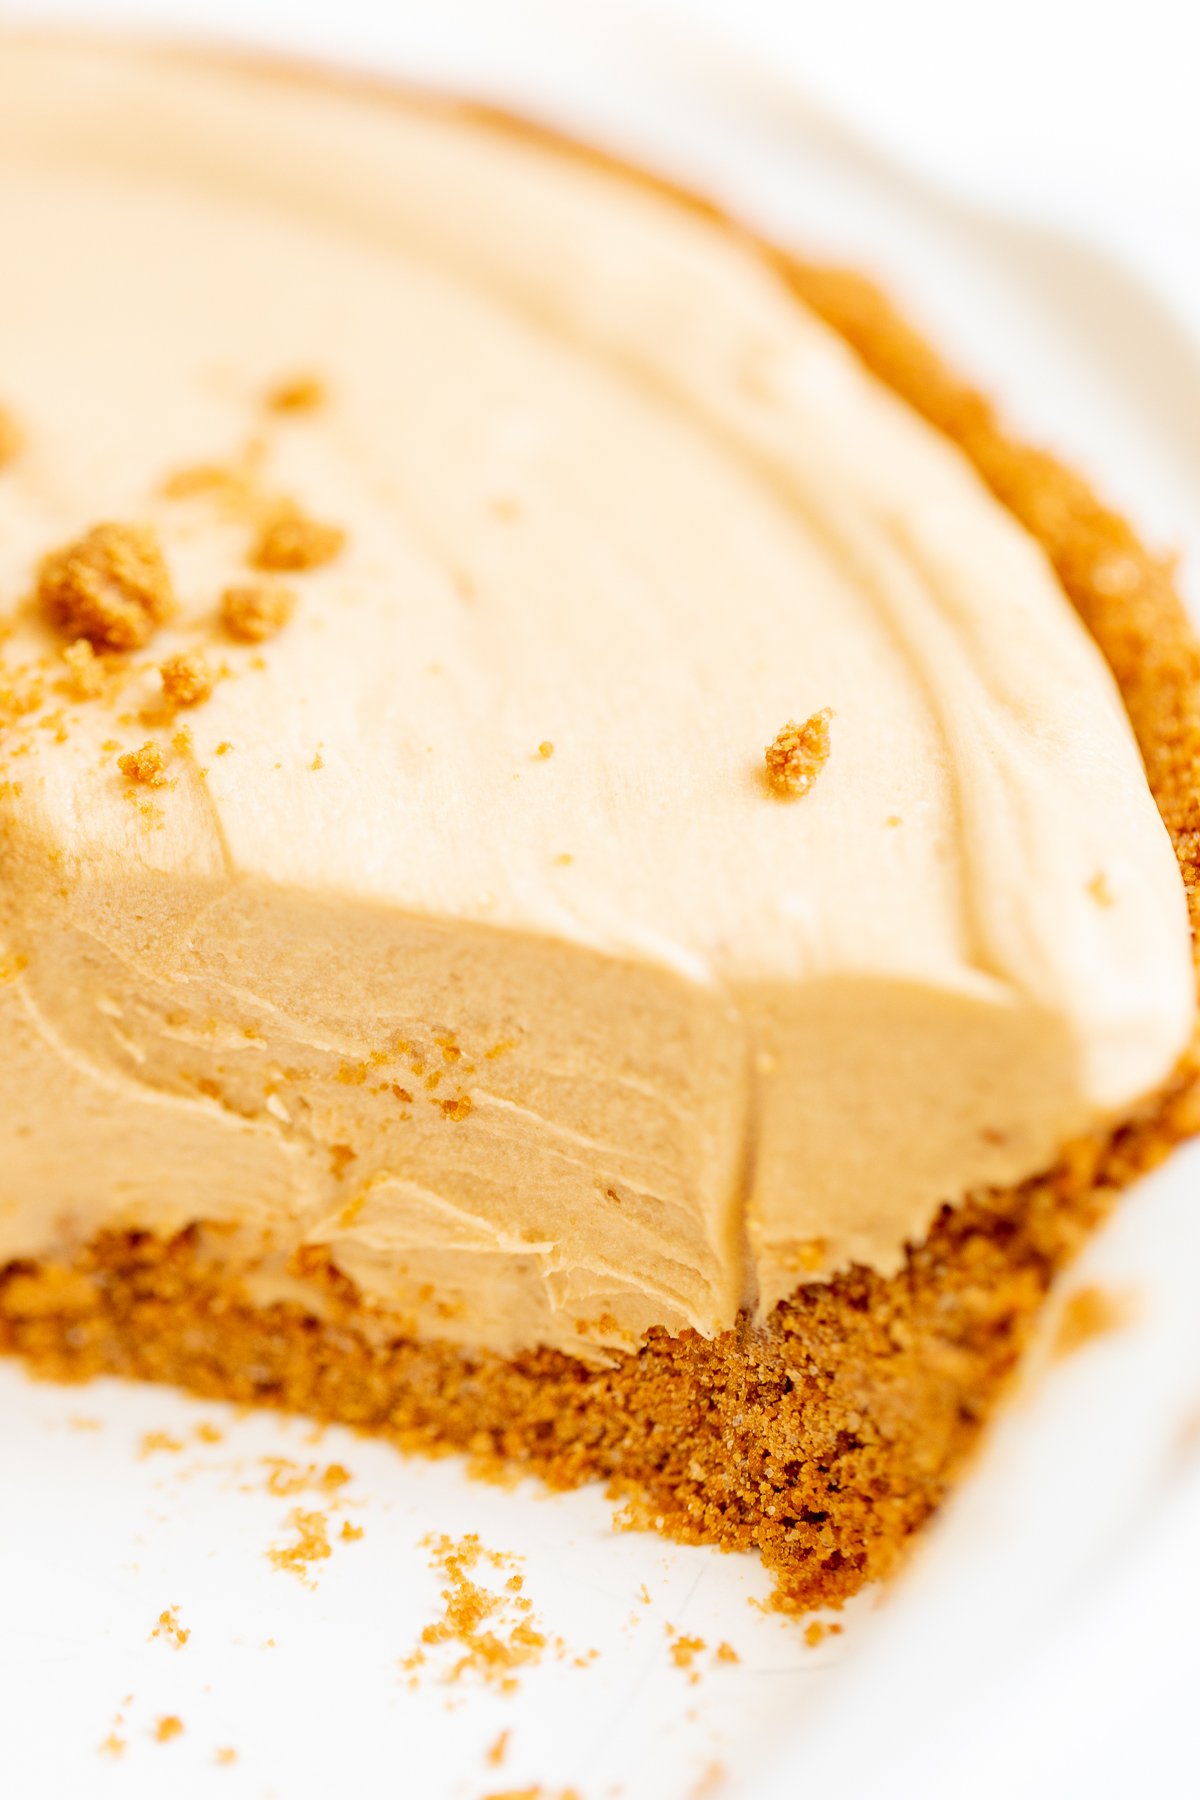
(2, 38), (1197, 1610)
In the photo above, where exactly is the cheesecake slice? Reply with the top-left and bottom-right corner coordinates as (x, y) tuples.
(2, 40), (1197, 1608)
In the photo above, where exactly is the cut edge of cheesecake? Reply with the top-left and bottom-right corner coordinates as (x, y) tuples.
(1, 45), (1198, 1613)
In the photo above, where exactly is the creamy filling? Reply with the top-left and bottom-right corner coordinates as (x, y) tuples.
(0, 41), (1192, 1358)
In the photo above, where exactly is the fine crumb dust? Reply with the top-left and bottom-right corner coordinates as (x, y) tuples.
(221, 582), (296, 644)
(38, 523), (175, 651)
(764, 708), (833, 799)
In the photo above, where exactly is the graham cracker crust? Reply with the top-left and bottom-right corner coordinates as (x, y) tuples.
(3, 80), (1200, 1613)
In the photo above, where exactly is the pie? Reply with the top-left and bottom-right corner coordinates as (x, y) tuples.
(2, 39), (1197, 1609)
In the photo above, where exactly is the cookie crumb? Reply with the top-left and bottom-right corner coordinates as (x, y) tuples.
(537, 741), (554, 759)
(221, 582), (296, 643)
(1088, 871), (1115, 907)
(1052, 1284), (1135, 1360)
(0, 404), (22, 466)
(154, 1716), (184, 1744)
(215, 1747), (238, 1767)
(97, 1733), (125, 1759)
(764, 709), (833, 799)
(266, 373), (327, 415)
(59, 638), (106, 702)
(486, 1729), (511, 1769)
(160, 651), (213, 709)
(268, 1507), (332, 1583)
(249, 504), (344, 573)
(118, 741), (168, 788)
(150, 1605), (190, 1649)
(38, 523), (175, 651)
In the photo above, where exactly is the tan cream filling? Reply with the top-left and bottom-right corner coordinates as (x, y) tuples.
(0, 42), (1192, 1357)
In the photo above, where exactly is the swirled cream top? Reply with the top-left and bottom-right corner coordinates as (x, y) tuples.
(0, 41), (1192, 1358)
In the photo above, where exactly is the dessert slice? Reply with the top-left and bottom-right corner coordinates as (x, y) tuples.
(1, 41), (1196, 1608)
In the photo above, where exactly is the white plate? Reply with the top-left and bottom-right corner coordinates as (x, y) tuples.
(3, 7), (1200, 1798)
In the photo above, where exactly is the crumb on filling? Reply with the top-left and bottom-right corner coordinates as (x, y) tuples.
(764, 709), (833, 798)
(37, 522), (176, 652)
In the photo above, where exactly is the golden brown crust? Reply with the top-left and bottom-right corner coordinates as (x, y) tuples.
(3, 67), (1199, 1613)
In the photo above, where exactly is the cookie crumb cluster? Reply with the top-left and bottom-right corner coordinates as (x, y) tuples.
(250, 503), (344, 573)
(38, 523), (175, 652)
(764, 708), (832, 798)
(220, 582), (295, 644)
(117, 740), (168, 787)
(160, 650), (214, 709)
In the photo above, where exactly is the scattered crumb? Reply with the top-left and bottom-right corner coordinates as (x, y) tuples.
(215, 741), (233, 756)
(118, 740), (168, 788)
(311, 752), (324, 771)
(763, 708), (833, 799)
(215, 1747), (238, 1767)
(481, 1790), (580, 1800)
(194, 1422), (224, 1444)
(97, 1734), (125, 1760)
(220, 581), (296, 643)
(803, 1619), (826, 1647)
(1088, 871), (1115, 907)
(249, 504), (344, 573)
(1052, 1284), (1136, 1360)
(150, 1606), (190, 1650)
(161, 460), (256, 506)
(266, 373), (327, 415)
(537, 741), (554, 759)
(666, 1627), (706, 1683)
(69, 1414), (102, 1431)
(59, 638), (107, 702)
(153, 1716), (184, 1744)
(268, 1506), (332, 1583)
(690, 1763), (727, 1798)
(160, 650), (213, 709)
(486, 1729), (511, 1769)
(38, 523), (175, 651)
(139, 1430), (184, 1458)
(401, 1534), (551, 1693)
(0, 403), (23, 466)
(714, 1641), (739, 1664)
(259, 1456), (351, 1498)
(340, 1520), (364, 1543)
